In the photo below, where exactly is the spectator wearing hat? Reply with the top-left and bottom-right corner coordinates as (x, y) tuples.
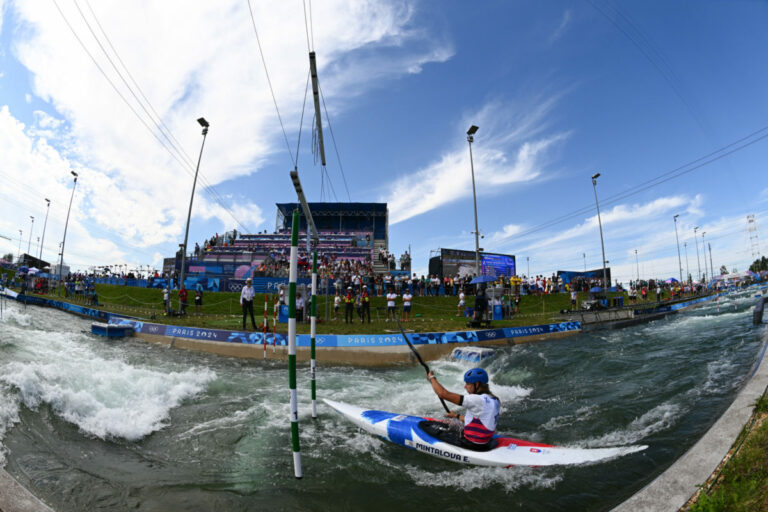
(361, 285), (371, 323)
(344, 286), (355, 324)
(241, 278), (257, 330)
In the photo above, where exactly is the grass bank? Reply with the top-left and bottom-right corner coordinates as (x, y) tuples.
(685, 391), (768, 511)
(18, 283), (644, 334)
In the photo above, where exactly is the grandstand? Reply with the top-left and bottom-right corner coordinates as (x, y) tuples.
(186, 203), (389, 282)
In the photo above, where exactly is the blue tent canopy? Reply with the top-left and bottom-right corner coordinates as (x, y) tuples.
(470, 275), (498, 284)
(589, 286), (603, 293)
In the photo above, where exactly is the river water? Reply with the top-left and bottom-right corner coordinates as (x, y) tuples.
(0, 290), (766, 511)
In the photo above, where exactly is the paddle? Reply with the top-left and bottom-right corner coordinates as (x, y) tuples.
(392, 312), (451, 414)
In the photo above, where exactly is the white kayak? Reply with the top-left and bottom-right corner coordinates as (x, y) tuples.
(324, 399), (647, 467)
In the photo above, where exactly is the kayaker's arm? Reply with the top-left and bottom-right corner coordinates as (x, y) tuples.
(426, 371), (462, 405)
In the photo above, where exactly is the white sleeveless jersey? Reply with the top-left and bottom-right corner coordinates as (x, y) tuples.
(463, 393), (501, 432)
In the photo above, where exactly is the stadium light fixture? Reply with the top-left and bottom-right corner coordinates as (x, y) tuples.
(591, 173), (608, 290)
(178, 117), (210, 307)
(467, 125), (480, 281)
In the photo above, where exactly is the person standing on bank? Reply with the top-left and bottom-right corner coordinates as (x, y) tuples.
(426, 368), (501, 448)
(178, 285), (188, 315)
(344, 286), (355, 324)
(240, 278), (257, 330)
(402, 289), (413, 322)
(361, 285), (371, 323)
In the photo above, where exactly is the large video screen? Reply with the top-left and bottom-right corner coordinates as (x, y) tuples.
(441, 249), (516, 279)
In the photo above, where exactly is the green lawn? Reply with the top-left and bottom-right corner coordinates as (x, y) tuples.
(687, 393), (768, 512)
(21, 283), (636, 334)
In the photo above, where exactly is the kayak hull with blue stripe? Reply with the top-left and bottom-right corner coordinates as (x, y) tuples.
(324, 399), (647, 467)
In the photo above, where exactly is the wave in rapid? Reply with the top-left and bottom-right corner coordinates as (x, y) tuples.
(0, 386), (20, 466)
(1, 359), (216, 441)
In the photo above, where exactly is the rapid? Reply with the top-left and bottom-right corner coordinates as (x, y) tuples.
(0, 290), (766, 511)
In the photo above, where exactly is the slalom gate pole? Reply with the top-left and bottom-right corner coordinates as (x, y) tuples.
(288, 209), (302, 479)
(263, 293), (268, 358)
(311, 250), (317, 419)
(273, 295), (278, 352)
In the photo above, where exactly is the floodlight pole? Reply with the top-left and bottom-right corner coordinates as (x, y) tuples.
(178, 117), (209, 305)
(693, 226), (701, 283)
(684, 242), (690, 283)
(701, 231), (708, 283)
(27, 216), (34, 255)
(591, 173), (608, 290)
(467, 125), (480, 280)
(635, 249), (639, 283)
(39, 198), (50, 261)
(673, 215), (683, 284)
(17, 230), (22, 264)
(59, 171), (78, 285)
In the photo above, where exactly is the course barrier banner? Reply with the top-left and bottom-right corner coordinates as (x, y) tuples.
(108, 318), (582, 348)
(225, 277), (312, 294)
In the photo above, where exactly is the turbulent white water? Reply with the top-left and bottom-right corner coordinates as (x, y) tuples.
(0, 302), (215, 451)
(0, 292), (765, 511)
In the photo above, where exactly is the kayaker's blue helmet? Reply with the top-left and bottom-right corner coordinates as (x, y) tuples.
(464, 368), (489, 384)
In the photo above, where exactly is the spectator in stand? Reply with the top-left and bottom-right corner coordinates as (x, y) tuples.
(241, 278), (257, 330)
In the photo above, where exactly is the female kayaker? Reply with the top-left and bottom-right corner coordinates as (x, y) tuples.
(426, 368), (501, 448)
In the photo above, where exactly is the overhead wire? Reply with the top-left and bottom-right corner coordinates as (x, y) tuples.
(319, 82), (351, 201)
(490, 124), (768, 246)
(246, 0), (297, 169)
(76, 0), (250, 233)
(585, 0), (710, 136)
(53, 0), (252, 238)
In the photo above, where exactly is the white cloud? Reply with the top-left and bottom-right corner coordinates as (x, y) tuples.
(1, 0), (449, 269)
(384, 96), (569, 224)
(24, 93), (31, 103)
(549, 9), (572, 44)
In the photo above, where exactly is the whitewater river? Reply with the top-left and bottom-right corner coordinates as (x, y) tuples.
(1, 291), (766, 511)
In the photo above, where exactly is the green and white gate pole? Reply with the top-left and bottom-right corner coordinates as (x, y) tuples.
(311, 250), (318, 418)
(288, 209), (302, 479)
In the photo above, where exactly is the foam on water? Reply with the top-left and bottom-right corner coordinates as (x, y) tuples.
(0, 386), (21, 467)
(407, 463), (563, 493)
(1, 359), (215, 441)
(541, 404), (600, 431)
(584, 401), (683, 448)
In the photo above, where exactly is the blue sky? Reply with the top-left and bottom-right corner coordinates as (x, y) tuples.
(0, 0), (767, 284)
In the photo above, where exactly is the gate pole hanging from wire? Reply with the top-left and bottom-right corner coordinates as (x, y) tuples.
(311, 250), (318, 419)
(288, 209), (302, 479)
